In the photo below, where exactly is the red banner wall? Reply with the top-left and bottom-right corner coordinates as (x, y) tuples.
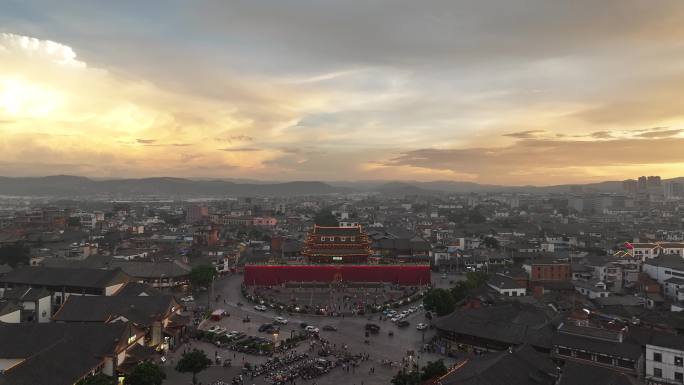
(243, 264), (431, 286)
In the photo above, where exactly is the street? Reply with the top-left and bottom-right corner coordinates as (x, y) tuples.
(163, 272), (457, 385)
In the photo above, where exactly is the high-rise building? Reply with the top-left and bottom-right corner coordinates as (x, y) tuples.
(665, 182), (684, 199)
(185, 205), (208, 223)
(622, 179), (637, 194)
(647, 176), (662, 188)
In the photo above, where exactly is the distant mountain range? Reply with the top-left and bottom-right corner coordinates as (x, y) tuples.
(0, 175), (682, 198)
(0, 175), (345, 198)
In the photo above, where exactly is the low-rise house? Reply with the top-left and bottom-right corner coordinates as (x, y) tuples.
(487, 273), (527, 297)
(0, 286), (51, 322)
(0, 266), (130, 306)
(109, 260), (191, 288)
(434, 302), (555, 354)
(644, 255), (684, 288)
(439, 344), (559, 385)
(574, 279), (611, 299)
(525, 257), (572, 282)
(52, 294), (186, 351)
(552, 323), (643, 376)
(0, 322), (147, 385)
(0, 301), (20, 323)
(664, 277), (684, 300)
(559, 360), (638, 385)
(645, 332), (684, 384)
(114, 281), (163, 297)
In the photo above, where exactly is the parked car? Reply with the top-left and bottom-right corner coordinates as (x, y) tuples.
(305, 325), (319, 333)
(208, 326), (227, 336)
(274, 316), (288, 325)
(180, 295), (194, 302)
(365, 323), (380, 334)
(416, 323), (428, 330)
(258, 323), (273, 332)
(254, 305), (267, 312)
(322, 325), (337, 331)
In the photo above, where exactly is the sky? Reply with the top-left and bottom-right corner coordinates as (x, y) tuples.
(1, 0), (684, 185)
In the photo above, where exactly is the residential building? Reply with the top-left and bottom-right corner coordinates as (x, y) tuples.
(645, 333), (684, 384)
(52, 295), (186, 351)
(0, 267), (130, 306)
(552, 323), (643, 376)
(0, 322), (147, 385)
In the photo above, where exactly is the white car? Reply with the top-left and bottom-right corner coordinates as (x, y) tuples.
(416, 323), (428, 331)
(254, 305), (267, 311)
(274, 316), (288, 325)
(208, 326), (227, 335)
(400, 310), (409, 317)
(180, 296), (194, 302)
(391, 316), (401, 323)
(305, 325), (319, 333)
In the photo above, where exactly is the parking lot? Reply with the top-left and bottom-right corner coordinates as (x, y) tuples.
(162, 272), (457, 385)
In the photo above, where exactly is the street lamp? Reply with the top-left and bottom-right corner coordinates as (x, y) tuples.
(273, 331), (279, 351)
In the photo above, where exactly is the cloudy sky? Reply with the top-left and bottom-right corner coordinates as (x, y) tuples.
(1, 0), (684, 185)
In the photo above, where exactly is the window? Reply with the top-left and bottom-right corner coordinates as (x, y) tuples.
(676, 356), (683, 367)
(654, 352), (662, 362)
(654, 368), (662, 378)
(676, 372), (683, 383)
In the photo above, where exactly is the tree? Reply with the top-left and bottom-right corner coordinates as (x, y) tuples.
(189, 265), (217, 289)
(313, 209), (338, 227)
(465, 271), (489, 288)
(76, 374), (117, 385)
(450, 271), (489, 303)
(450, 281), (469, 302)
(67, 216), (82, 227)
(124, 362), (166, 385)
(0, 242), (29, 267)
(482, 236), (500, 250)
(175, 349), (212, 385)
(391, 370), (421, 385)
(420, 359), (447, 381)
(467, 207), (486, 224)
(422, 288), (456, 316)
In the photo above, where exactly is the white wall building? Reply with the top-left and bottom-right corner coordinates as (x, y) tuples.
(646, 335), (684, 384)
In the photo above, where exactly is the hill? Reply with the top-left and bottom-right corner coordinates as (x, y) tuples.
(0, 176), (347, 198)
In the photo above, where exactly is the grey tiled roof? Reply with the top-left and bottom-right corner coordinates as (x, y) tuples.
(0, 266), (130, 289)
